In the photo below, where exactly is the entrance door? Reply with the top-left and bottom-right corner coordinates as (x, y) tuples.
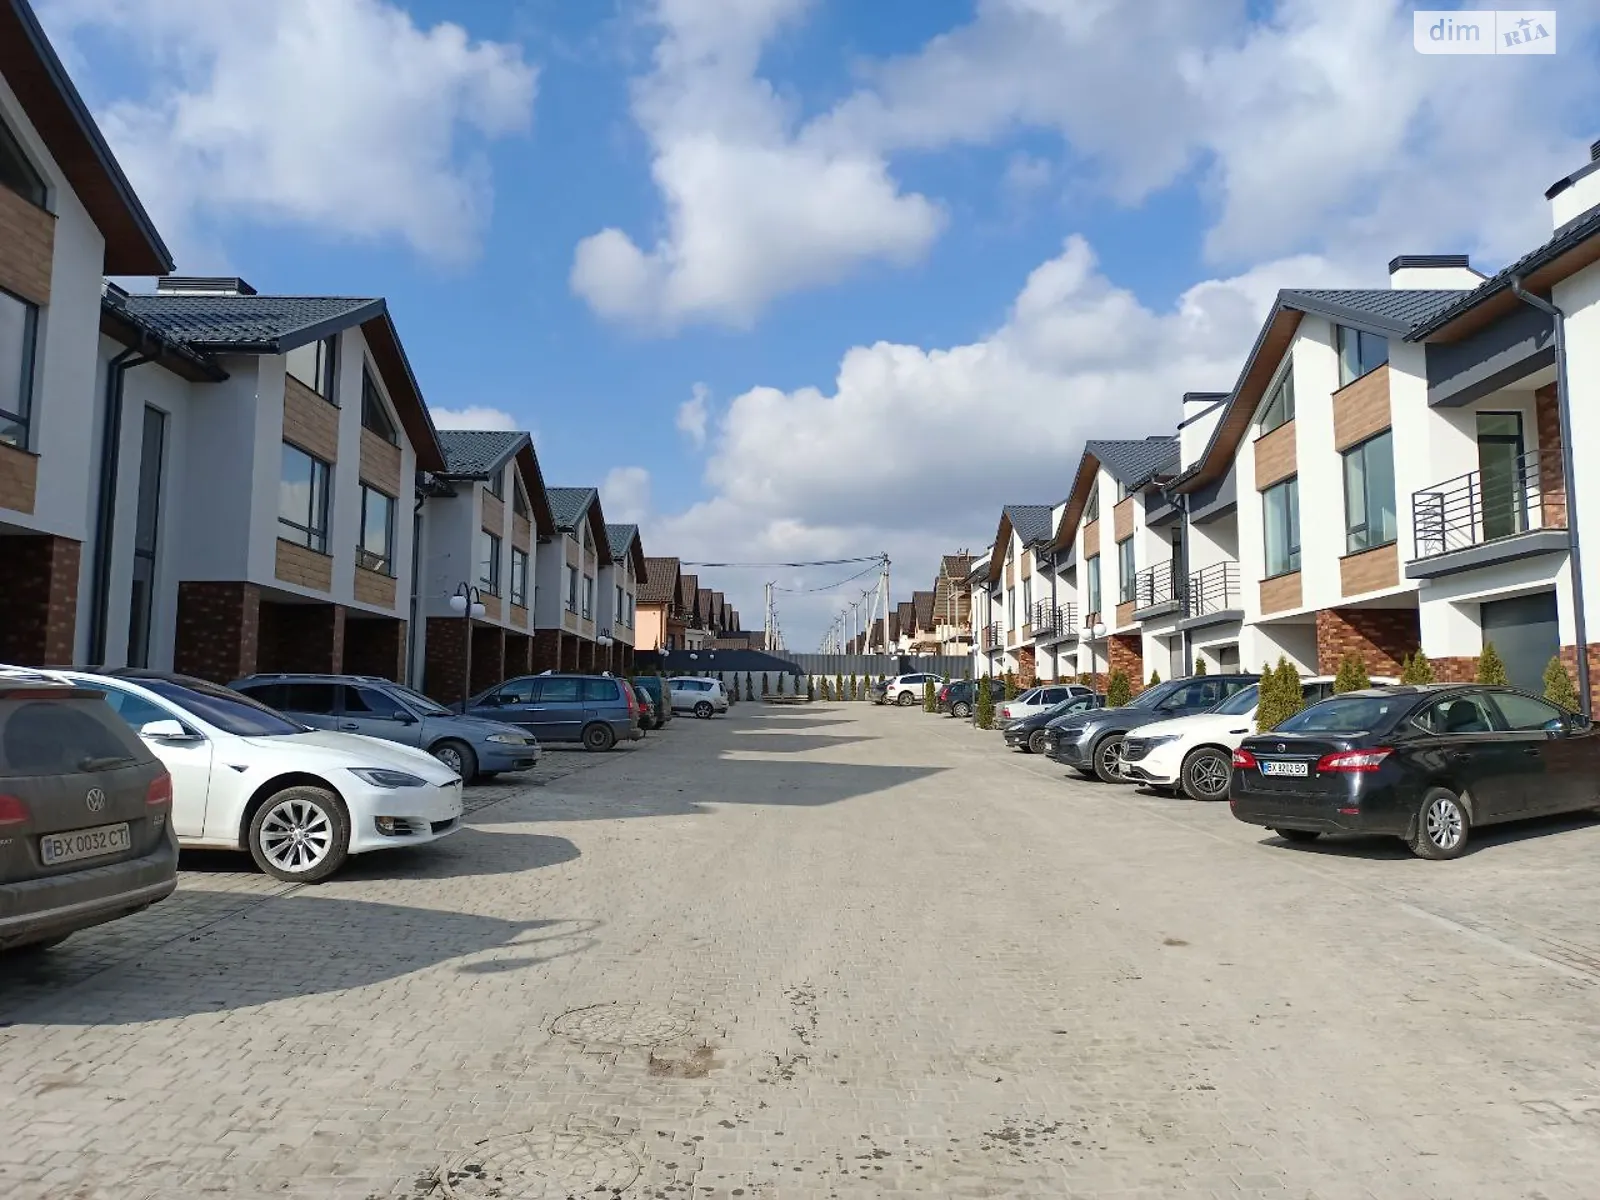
(1481, 591), (1559, 695)
(1476, 412), (1526, 543)
(126, 406), (167, 667)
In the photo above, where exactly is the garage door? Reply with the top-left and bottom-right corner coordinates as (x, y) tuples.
(1481, 591), (1559, 695)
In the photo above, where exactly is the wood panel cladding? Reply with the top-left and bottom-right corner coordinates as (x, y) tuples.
(1113, 496), (1134, 542)
(1082, 519), (1100, 555)
(1020, 551), (1032, 579)
(1333, 365), (1391, 452)
(1259, 571), (1302, 614)
(1115, 600), (1136, 629)
(1339, 542), (1399, 597)
(0, 186), (53, 305)
(1253, 420), (1297, 490)
(481, 593), (502, 623)
(275, 539), (333, 592)
(511, 602), (529, 629)
(354, 567), (397, 610)
(359, 428), (402, 497)
(0, 442), (38, 514)
(512, 512), (532, 552)
(282, 376), (339, 462)
(481, 492), (505, 536)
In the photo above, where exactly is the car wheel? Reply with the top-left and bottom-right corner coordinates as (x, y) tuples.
(1275, 828), (1321, 844)
(952, 701), (972, 718)
(1181, 747), (1232, 801)
(694, 701), (714, 719)
(1410, 787), (1470, 860)
(1091, 734), (1126, 784)
(582, 723), (617, 751)
(896, 692), (915, 707)
(248, 786), (349, 883)
(431, 739), (477, 782)
(1028, 729), (1049, 755)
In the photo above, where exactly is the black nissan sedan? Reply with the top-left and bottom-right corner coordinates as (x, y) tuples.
(1229, 685), (1600, 859)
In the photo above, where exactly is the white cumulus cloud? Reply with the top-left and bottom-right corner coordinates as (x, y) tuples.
(430, 406), (521, 432)
(676, 383), (711, 447)
(601, 466), (654, 526)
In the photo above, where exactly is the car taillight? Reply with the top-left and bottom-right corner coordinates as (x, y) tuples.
(0, 794), (29, 825)
(1231, 748), (1258, 770)
(1315, 748), (1392, 774)
(146, 773), (173, 806)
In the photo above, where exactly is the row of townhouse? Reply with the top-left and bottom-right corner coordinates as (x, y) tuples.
(632, 557), (744, 653)
(971, 140), (1600, 710)
(842, 554), (976, 656)
(0, 0), (648, 700)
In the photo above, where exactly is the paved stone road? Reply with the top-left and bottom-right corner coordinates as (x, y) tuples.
(6, 702), (1600, 1199)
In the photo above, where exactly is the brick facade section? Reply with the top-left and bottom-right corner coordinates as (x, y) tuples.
(1536, 384), (1568, 530)
(470, 625), (505, 696)
(1558, 643), (1600, 714)
(174, 582), (261, 682)
(345, 617), (406, 682)
(0, 535), (81, 666)
(1109, 633), (1143, 693)
(1431, 656), (1477, 684)
(1016, 645), (1037, 687)
(503, 631), (533, 678)
(1315, 607), (1420, 676)
(425, 616), (469, 706)
(532, 629), (563, 674)
(0, 442), (39, 514)
(259, 602), (344, 675)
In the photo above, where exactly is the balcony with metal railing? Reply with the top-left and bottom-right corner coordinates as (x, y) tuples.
(1029, 601), (1079, 642)
(981, 622), (1003, 652)
(1132, 561), (1180, 620)
(1409, 449), (1569, 578)
(1184, 561), (1240, 622)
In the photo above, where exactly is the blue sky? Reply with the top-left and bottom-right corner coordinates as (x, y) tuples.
(39, 0), (1600, 643)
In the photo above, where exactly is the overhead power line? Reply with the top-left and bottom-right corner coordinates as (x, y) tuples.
(678, 555), (882, 569)
(774, 561), (882, 594)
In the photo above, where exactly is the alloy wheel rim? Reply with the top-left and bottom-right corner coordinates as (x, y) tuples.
(1099, 741), (1121, 777)
(1426, 798), (1464, 849)
(436, 746), (463, 773)
(260, 799), (333, 872)
(1192, 755), (1229, 798)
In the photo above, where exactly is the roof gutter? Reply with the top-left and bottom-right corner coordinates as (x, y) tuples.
(1510, 276), (1590, 715)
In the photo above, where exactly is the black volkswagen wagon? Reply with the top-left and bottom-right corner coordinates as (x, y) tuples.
(1229, 685), (1600, 859)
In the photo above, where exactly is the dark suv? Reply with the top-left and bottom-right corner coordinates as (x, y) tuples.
(464, 674), (643, 750)
(231, 673), (540, 781)
(1044, 674), (1258, 783)
(937, 678), (1004, 718)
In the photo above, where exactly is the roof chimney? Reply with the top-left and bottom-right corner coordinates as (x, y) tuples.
(1545, 139), (1600, 231)
(156, 276), (257, 297)
(1387, 254), (1483, 291)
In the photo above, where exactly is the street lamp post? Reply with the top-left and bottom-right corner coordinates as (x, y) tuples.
(448, 583), (486, 709)
(597, 628), (613, 674)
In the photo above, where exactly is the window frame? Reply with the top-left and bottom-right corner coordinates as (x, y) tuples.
(486, 463), (504, 500)
(1258, 365), (1295, 434)
(286, 336), (338, 401)
(1083, 485), (1100, 524)
(1086, 555), (1102, 616)
(511, 473), (528, 516)
(510, 546), (529, 607)
(1117, 536), (1136, 604)
(1337, 325), (1390, 388)
(0, 116), (47, 208)
(1342, 429), (1398, 555)
(0, 287), (39, 451)
(278, 442), (332, 554)
(478, 528), (502, 595)
(360, 365), (399, 444)
(582, 574), (595, 620)
(565, 564), (578, 613)
(1261, 476), (1301, 579)
(357, 483), (396, 576)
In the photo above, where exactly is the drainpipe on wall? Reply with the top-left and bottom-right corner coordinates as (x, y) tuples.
(88, 347), (152, 666)
(1511, 277), (1590, 715)
(1174, 492), (1193, 677)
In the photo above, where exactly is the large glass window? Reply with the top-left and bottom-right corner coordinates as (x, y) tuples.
(1083, 485), (1100, 524)
(127, 407), (167, 667)
(582, 574), (595, 619)
(0, 118), (46, 207)
(0, 289), (38, 449)
(1259, 369), (1295, 433)
(512, 476), (528, 516)
(565, 564), (578, 613)
(286, 336), (337, 399)
(360, 368), (398, 444)
(358, 485), (396, 574)
(279, 443), (331, 553)
(1117, 537), (1136, 603)
(1343, 430), (1397, 553)
(486, 464), (504, 500)
(478, 529), (501, 594)
(1086, 555), (1102, 616)
(1262, 477), (1301, 577)
(510, 547), (529, 607)
(1337, 325), (1389, 387)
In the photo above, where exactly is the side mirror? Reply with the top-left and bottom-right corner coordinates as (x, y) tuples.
(391, 710), (418, 724)
(140, 718), (195, 741)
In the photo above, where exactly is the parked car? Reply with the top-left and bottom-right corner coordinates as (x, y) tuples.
(668, 677), (730, 718)
(1043, 673), (1259, 783)
(1118, 676), (1380, 799)
(1003, 693), (1106, 753)
(23, 668), (463, 883)
(937, 678), (1004, 718)
(880, 673), (945, 706)
(631, 682), (658, 731)
(997, 683), (1097, 727)
(1230, 685), (1600, 859)
(231, 673), (540, 782)
(0, 673), (179, 952)
(465, 673), (644, 749)
(633, 676), (675, 728)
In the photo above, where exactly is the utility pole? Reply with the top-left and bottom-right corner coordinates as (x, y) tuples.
(881, 553), (891, 662)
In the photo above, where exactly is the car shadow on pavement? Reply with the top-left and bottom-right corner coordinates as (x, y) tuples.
(1257, 811), (1600, 859)
(720, 733), (876, 753)
(175, 829), (580, 881)
(0, 896), (602, 1024)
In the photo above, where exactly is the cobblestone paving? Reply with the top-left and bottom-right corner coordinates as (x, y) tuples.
(5, 703), (1600, 1198)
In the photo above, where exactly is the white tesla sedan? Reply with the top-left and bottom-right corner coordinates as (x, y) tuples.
(25, 668), (463, 882)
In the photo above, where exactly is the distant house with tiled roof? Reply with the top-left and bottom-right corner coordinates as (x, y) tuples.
(636, 556), (685, 651)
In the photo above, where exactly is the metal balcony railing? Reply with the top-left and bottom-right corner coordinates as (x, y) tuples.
(1029, 601), (1079, 637)
(981, 622), (1003, 651)
(1133, 561), (1178, 611)
(1186, 561), (1239, 617)
(1412, 449), (1565, 559)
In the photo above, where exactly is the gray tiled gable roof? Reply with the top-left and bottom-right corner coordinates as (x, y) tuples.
(606, 523), (639, 561)
(1279, 288), (1467, 334)
(1085, 436), (1179, 487)
(546, 487), (598, 532)
(437, 430), (526, 476)
(1002, 505), (1054, 547)
(117, 294), (384, 350)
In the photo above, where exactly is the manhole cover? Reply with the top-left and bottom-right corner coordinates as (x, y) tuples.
(439, 1126), (642, 1199)
(551, 1002), (692, 1047)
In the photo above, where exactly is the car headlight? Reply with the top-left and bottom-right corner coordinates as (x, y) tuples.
(350, 767), (428, 789)
(1141, 734), (1181, 749)
(485, 732), (531, 745)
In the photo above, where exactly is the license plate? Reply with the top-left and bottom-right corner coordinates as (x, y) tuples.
(1259, 760), (1309, 778)
(40, 822), (132, 865)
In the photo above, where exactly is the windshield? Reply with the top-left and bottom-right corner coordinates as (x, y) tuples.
(1273, 694), (1410, 735)
(1047, 696), (1094, 717)
(1125, 680), (1181, 710)
(387, 683), (451, 716)
(1211, 684), (1259, 716)
(142, 678), (308, 737)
